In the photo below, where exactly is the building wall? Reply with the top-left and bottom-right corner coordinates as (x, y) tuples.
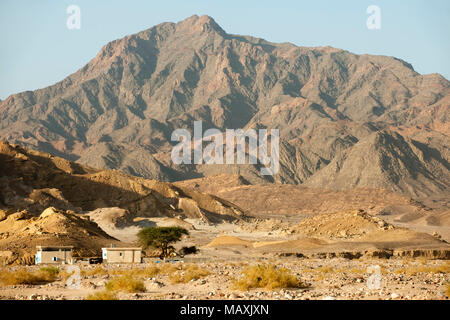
(103, 249), (141, 263)
(36, 250), (73, 264)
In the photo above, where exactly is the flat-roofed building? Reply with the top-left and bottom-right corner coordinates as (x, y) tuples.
(101, 247), (142, 263)
(35, 246), (73, 264)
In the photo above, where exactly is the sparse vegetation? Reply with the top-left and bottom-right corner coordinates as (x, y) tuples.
(394, 262), (450, 276)
(39, 266), (60, 277)
(169, 264), (210, 284)
(347, 268), (366, 274)
(108, 262), (208, 284)
(105, 274), (146, 293)
(232, 264), (304, 291)
(105, 262), (182, 281)
(137, 227), (189, 258)
(311, 266), (334, 280)
(157, 263), (180, 275)
(141, 265), (160, 278)
(316, 266), (334, 274)
(86, 290), (118, 300)
(0, 267), (59, 286)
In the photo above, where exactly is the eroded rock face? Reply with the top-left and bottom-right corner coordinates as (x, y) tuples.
(0, 141), (245, 222)
(393, 249), (450, 260)
(0, 15), (448, 197)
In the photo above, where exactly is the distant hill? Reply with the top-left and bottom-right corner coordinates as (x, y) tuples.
(0, 141), (245, 223)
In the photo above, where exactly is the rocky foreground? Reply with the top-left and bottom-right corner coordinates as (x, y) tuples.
(0, 258), (448, 300)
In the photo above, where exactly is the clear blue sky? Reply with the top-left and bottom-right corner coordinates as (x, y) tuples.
(1, 0), (449, 100)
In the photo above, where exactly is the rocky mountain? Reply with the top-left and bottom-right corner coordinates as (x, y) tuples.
(0, 15), (448, 197)
(303, 130), (449, 197)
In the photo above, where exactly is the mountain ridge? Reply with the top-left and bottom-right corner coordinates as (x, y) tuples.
(0, 15), (449, 198)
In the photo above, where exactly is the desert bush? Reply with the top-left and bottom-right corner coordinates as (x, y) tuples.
(85, 290), (118, 300)
(158, 262), (181, 275)
(169, 264), (210, 284)
(105, 274), (145, 293)
(0, 268), (58, 286)
(40, 267), (60, 277)
(40, 266), (60, 277)
(232, 264), (304, 291)
(142, 265), (160, 277)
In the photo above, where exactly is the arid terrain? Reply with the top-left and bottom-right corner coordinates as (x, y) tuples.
(0, 213), (449, 301)
(0, 257), (449, 301)
(0, 15), (449, 301)
(0, 143), (449, 300)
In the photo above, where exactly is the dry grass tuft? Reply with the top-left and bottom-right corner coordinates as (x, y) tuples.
(394, 262), (450, 276)
(316, 266), (334, 274)
(39, 266), (60, 277)
(0, 267), (58, 286)
(158, 263), (180, 275)
(347, 268), (366, 274)
(232, 264), (305, 291)
(312, 266), (334, 280)
(141, 265), (160, 277)
(169, 264), (210, 284)
(85, 290), (118, 300)
(105, 273), (145, 293)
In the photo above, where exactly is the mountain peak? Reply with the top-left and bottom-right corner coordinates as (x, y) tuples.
(177, 14), (226, 35)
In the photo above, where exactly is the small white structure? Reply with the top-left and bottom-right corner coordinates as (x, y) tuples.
(101, 247), (142, 263)
(35, 246), (73, 264)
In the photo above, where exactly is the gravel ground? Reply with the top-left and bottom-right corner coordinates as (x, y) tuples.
(0, 257), (448, 300)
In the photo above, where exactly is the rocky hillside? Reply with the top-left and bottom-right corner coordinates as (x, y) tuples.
(0, 207), (121, 265)
(0, 141), (245, 223)
(0, 15), (448, 197)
